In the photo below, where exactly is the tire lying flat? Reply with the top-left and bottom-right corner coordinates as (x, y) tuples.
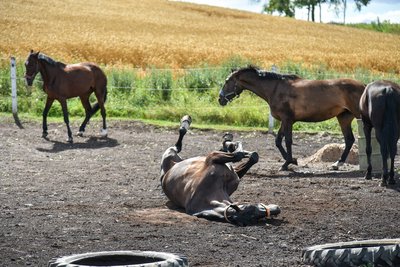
(48, 250), (188, 267)
(302, 239), (400, 267)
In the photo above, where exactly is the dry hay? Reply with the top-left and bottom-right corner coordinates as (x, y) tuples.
(305, 143), (359, 165)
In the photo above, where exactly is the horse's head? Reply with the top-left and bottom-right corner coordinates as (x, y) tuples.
(24, 50), (40, 86)
(218, 70), (243, 106)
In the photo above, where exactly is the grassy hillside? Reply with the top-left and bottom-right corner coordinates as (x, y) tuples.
(1, 0), (399, 73)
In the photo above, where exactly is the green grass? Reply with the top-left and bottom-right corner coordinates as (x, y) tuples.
(1, 57), (399, 133)
(343, 20), (400, 35)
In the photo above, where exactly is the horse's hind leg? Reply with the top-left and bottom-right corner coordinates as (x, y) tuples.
(77, 96), (92, 136)
(94, 88), (107, 137)
(160, 115), (191, 180)
(388, 136), (397, 185)
(333, 111), (355, 170)
(362, 118), (373, 180)
(59, 99), (73, 143)
(175, 115), (191, 153)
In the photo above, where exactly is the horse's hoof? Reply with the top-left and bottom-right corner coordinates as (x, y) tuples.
(42, 132), (48, 138)
(364, 175), (372, 180)
(249, 152), (259, 164)
(100, 128), (108, 137)
(331, 161), (343, 170)
(292, 158), (298, 165)
(77, 131), (84, 137)
(380, 180), (387, 187)
(180, 115), (192, 130)
(279, 165), (289, 171)
(67, 137), (73, 143)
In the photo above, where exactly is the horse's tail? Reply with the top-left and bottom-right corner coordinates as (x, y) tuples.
(91, 65), (108, 114)
(382, 87), (398, 159)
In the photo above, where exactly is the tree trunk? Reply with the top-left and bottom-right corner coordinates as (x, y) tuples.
(319, 1), (322, 22)
(311, 4), (315, 22)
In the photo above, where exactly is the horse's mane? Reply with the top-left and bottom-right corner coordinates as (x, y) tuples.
(235, 65), (301, 80)
(38, 53), (66, 67)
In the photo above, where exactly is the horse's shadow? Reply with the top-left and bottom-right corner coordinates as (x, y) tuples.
(36, 136), (119, 153)
(260, 169), (364, 179)
(258, 169), (400, 192)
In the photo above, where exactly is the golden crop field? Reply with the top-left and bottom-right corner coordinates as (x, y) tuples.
(1, 0), (399, 73)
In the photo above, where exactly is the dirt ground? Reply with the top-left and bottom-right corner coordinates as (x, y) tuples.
(1, 119), (400, 267)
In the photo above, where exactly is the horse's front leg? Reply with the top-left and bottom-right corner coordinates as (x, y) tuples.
(389, 157), (396, 185)
(59, 99), (73, 143)
(275, 125), (287, 161)
(233, 151), (259, 178)
(279, 121), (297, 171)
(42, 97), (54, 139)
(206, 150), (248, 165)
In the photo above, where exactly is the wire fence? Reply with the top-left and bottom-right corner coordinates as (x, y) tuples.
(1, 56), (400, 114)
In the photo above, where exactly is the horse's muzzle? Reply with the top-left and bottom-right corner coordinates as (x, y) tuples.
(218, 96), (227, 106)
(24, 74), (34, 86)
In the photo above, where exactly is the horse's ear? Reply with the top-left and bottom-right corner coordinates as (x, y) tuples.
(30, 49), (33, 54)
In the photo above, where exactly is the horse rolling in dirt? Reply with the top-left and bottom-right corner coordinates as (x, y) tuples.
(160, 115), (281, 226)
(219, 66), (365, 171)
(359, 80), (400, 187)
(24, 50), (108, 143)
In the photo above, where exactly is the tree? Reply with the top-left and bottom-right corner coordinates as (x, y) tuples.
(255, 0), (371, 24)
(263, 0), (296, 17)
(261, 0), (327, 22)
(328, 0), (371, 24)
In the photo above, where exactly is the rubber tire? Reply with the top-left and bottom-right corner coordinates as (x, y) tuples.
(302, 239), (400, 267)
(48, 250), (188, 267)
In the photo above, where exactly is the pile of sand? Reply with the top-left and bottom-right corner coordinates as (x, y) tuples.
(305, 143), (359, 165)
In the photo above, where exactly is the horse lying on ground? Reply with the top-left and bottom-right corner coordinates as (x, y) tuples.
(359, 80), (400, 186)
(160, 115), (280, 226)
(24, 50), (108, 143)
(219, 66), (365, 171)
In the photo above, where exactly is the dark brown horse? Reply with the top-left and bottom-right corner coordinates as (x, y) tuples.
(160, 115), (280, 226)
(24, 50), (108, 143)
(360, 80), (400, 186)
(219, 66), (365, 171)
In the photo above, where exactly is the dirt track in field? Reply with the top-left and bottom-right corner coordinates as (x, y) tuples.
(1, 119), (400, 267)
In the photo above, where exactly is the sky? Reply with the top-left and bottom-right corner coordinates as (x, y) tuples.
(176, 0), (400, 23)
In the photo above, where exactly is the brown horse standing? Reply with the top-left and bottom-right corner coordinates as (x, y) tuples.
(24, 50), (108, 143)
(219, 66), (365, 171)
(360, 80), (400, 186)
(160, 115), (280, 226)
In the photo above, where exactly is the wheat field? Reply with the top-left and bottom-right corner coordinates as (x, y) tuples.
(1, 0), (399, 73)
